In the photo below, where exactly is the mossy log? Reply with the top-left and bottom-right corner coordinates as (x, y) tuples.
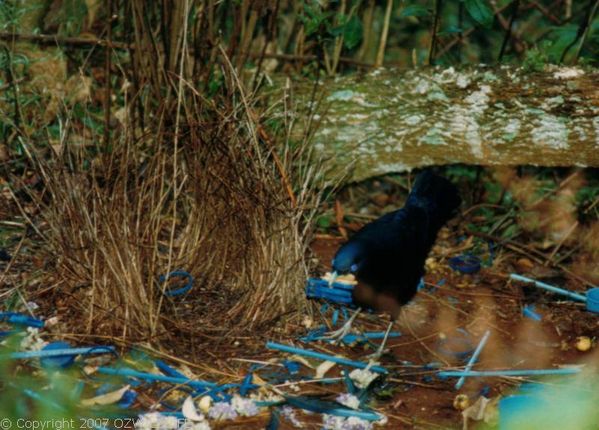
(287, 66), (599, 183)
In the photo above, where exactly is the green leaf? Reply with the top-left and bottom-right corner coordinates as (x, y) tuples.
(438, 24), (470, 35)
(400, 5), (430, 18)
(331, 15), (363, 49)
(464, 0), (494, 28)
(316, 215), (332, 229)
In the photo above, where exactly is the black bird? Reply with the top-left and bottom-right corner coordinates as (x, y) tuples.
(326, 171), (461, 348)
(0, 249), (11, 262)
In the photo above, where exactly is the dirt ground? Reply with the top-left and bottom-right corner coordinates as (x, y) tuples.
(299, 234), (598, 429)
(1, 170), (598, 429)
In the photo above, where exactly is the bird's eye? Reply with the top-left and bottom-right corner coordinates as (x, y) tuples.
(350, 263), (359, 273)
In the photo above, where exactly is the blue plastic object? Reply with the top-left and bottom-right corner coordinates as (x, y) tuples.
(0, 312), (44, 328)
(266, 342), (387, 374)
(448, 254), (481, 274)
(155, 360), (187, 379)
(438, 368), (581, 378)
(158, 270), (194, 297)
(97, 367), (217, 390)
(510, 274), (586, 302)
(587, 288), (599, 313)
(301, 330), (401, 345)
(40, 342), (77, 368)
(282, 360), (301, 375)
(499, 395), (548, 430)
(455, 330), (491, 390)
(306, 278), (354, 305)
(284, 395), (382, 421)
(118, 390), (138, 408)
(523, 305), (542, 321)
(511, 274), (599, 314)
(9, 344), (116, 362)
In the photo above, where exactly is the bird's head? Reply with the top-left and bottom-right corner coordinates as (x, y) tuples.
(331, 241), (365, 275)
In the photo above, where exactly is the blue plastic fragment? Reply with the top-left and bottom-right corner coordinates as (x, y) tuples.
(284, 395), (382, 421)
(8, 344), (116, 363)
(240, 372), (257, 396)
(0, 330), (17, 338)
(283, 360), (301, 375)
(21, 387), (66, 411)
(438, 368), (581, 378)
(97, 367), (217, 390)
(155, 360), (187, 379)
(37, 342), (83, 368)
(266, 407), (280, 430)
(266, 342), (387, 374)
(158, 270), (194, 297)
(300, 326), (327, 342)
(332, 308), (339, 326)
(449, 254), (482, 274)
(455, 330), (491, 390)
(118, 390), (138, 408)
(343, 370), (357, 395)
(301, 330), (401, 345)
(198, 383), (240, 401)
(523, 305), (542, 321)
(510, 274), (587, 302)
(306, 278), (354, 305)
(0, 312), (44, 328)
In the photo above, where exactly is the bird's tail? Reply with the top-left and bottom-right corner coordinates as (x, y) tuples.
(407, 170), (461, 228)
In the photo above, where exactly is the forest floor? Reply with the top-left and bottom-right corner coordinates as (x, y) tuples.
(1, 169), (598, 429)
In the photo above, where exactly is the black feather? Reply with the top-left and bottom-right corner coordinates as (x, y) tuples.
(332, 171), (461, 307)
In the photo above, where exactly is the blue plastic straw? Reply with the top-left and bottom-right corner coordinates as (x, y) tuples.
(522, 305), (542, 321)
(305, 331), (401, 345)
(439, 368), (581, 378)
(22, 388), (67, 411)
(0, 312), (44, 328)
(285, 395), (382, 421)
(155, 360), (187, 379)
(510, 274), (587, 302)
(7, 346), (116, 359)
(455, 330), (490, 390)
(97, 367), (217, 389)
(266, 342), (387, 374)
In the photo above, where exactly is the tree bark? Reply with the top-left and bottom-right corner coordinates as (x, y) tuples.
(287, 66), (599, 183)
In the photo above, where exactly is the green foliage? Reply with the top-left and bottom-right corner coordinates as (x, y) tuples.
(316, 213), (332, 229)
(301, 1), (335, 38)
(400, 5), (431, 18)
(301, 1), (363, 50)
(463, 0), (494, 28)
(331, 14), (363, 49)
(523, 45), (551, 72)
